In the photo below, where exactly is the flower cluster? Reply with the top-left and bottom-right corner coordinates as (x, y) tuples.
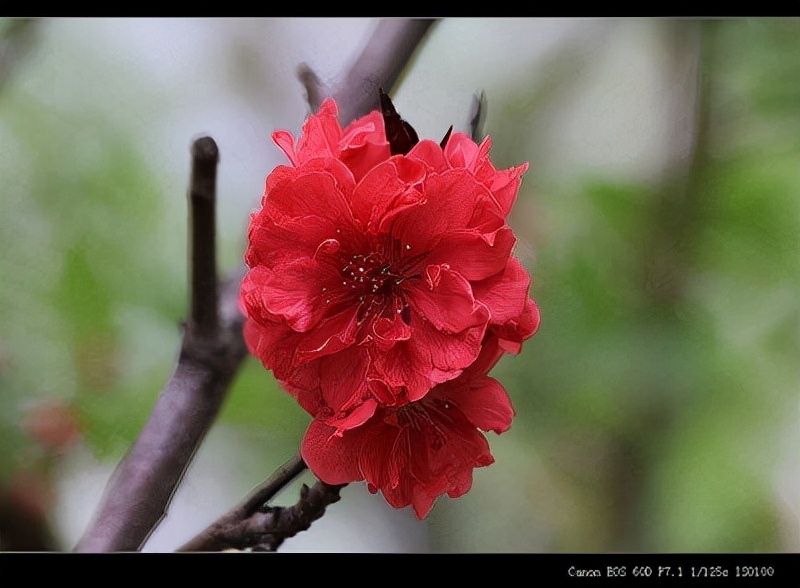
(240, 94), (539, 519)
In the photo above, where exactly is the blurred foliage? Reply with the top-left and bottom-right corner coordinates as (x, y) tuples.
(0, 18), (797, 552)
(449, 19), (798, 553)
(1, 93), (174, 466)
(0, 31), (295, 474)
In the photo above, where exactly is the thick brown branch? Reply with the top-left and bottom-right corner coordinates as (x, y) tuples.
(73, 142), (248, 552)
(299, 19), (438, 126)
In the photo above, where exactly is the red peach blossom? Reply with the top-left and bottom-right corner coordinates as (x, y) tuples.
(240, 97), (538, 434)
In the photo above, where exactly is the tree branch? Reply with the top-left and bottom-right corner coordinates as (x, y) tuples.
(0, 18), (39, 97)
(188, 136), (220, 339)
(468, 90), (487, 142)
(179, 477), (346, 552)
(175, 453), (343, 552)
(74, 138), (248, 552)
(298, 19), (438, 124)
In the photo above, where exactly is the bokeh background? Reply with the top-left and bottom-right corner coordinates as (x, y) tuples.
(1, 17), (797, 553)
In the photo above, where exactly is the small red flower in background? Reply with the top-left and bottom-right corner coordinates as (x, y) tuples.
(240, 94), (540, 518)
(22, 398), (81, 453)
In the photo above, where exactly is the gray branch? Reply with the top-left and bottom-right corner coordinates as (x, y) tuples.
(176, 454), (346, 552)
(299, 19), (438, 124)
(0, 18), (39, 96)
(74, 139), (248, 552)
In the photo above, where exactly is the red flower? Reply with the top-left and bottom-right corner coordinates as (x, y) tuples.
(240, 97), (538, 433)
(301, 337), (514, 519)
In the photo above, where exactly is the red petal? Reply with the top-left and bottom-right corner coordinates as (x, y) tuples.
(436, 374), (515, 434)
(253, 258), (336, 332)
(301, 418), (369, 485)
(444, 133), (529, 218)
(482, 161), (529, 218)
(471, 256), (531, 325)
(371, 310), (412, 352)
(491, 296), (541, 354)
(338, 110), (391, 181)
(301, 389), (502, 520)
(242, 318), (306, 388)
(378, 309), (488, 402)
(319, 346), (377, 431)
(406, 138), (448, 172)
(385, 399), (494, 518)
(245, 213), (338, 268)
(406, 265), (485, 334)
(424, 226), (516, 282)
(442, 132), (480, 166)
(263, 168), (354, 228)
(294, 307), (360, 363)
(293, 98), (342, 163)
(272, 130), (300, 166)
(350, 157), (427, 233)
(461, 334), (506, 377)
(388, 169), (489, 252)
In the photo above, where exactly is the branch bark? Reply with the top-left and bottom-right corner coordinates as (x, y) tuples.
(0, 18), (39, 97)
(188, 136), (220, 338)
(74, 138), (248, 552)
(175, 453), (345, 552)
(298, 19), (437, 123)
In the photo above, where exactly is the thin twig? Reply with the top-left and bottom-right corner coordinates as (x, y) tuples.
(468, 90), (487, 142)
(74, 138), (248, 552)
(252, 480), (346, 552)
(176, 453), (313, 551)
(179, 476), (346, 553)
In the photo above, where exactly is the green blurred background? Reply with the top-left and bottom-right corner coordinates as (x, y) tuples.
(1, 18), (797, 552)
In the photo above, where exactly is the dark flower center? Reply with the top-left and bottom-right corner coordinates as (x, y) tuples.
(322, 238), (426, 332)
(341, 252), (410, 326)
(341, 253), (402, 297)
